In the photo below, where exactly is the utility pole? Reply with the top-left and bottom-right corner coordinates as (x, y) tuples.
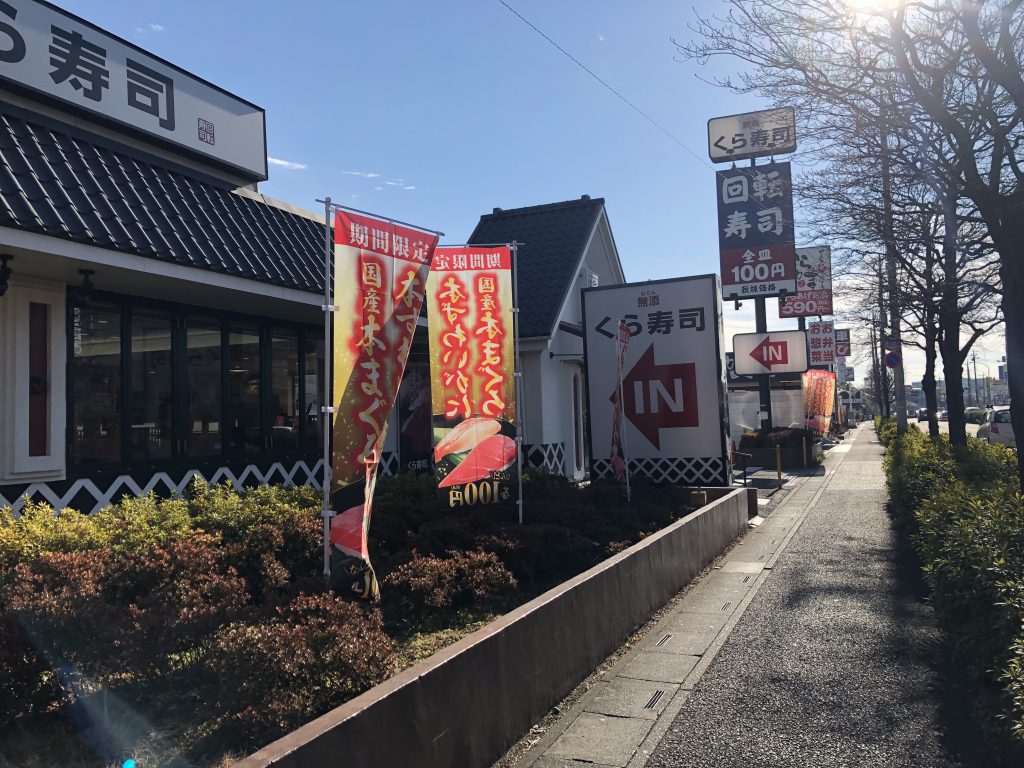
(966, 359), (973, 407)
(877, 261), (890, 418)
(880, 107), (907, 431)
(751, 157), (773, 432)
(972, 352), (979, 408)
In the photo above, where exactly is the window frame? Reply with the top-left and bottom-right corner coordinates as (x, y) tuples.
(1, 278), (67, 481)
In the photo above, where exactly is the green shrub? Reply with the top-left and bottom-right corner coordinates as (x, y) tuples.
(207, 592), (396, 743)
(885, 426), (1024, 743)
(917, 486), (1024, 669)
(4, 535), (248, 683)
(0, 604), (64, 727)
(383, 550), (517, 616)
(884, 430), (955, 533)
(184, 480), (321, 603)
(0, 496), (193, 586)
(875, 416), (899, 445)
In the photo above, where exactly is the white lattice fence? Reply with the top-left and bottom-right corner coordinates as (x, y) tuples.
(0, 459), (325, 516)
(591, 457), (727, 485)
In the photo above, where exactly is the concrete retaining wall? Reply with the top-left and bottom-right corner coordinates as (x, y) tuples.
(235, 487), (752, 768)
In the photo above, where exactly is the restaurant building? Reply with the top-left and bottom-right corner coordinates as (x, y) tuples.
(0, 2), (626, 515)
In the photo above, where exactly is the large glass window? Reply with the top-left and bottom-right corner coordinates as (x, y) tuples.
(303, 335), (325, 454)
(72, 301), (122, 464)
(228, 323), (262, 457)
(129, 309), (174, 460)
(270, 329), (299, 452)
(69, 293), (319, 467)
(186, 316), (222, 457)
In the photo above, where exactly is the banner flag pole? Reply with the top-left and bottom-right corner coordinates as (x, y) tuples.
(511, 241), (525, 525)
(319, 195), (336, 583)
(617, 322), (632, 502)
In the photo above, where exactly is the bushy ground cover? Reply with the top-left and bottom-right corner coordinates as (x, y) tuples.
(881, 422), (1024, 753)
(0, 473), (693, 766)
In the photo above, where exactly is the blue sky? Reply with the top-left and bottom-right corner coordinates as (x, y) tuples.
(57, 0), (1007, 387)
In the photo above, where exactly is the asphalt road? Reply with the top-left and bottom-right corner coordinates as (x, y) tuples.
(646, 429), (963, 768)
(934, 420), (981, 437)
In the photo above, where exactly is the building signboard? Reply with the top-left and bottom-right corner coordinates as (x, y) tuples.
(834, 328), (851, 357)
(717, 162), (798, 299)
(0, 0), (267, 179)
(583, 275), (730, 486)
(707, 106), (796, 164)
(779, 246), (833, 318)
(732, 330), (808, 375)
(807, 320), (836, 366)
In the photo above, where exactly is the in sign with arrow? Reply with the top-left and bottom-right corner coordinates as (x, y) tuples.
(732, 330), (808, 375)
(610, 343), (698, 449)
(749, 336), (789, 370)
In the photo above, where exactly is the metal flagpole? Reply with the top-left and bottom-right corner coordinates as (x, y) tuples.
(617, 323), (631, 502)
(511, 241), (525, 525)
(319, 197), (336, 582)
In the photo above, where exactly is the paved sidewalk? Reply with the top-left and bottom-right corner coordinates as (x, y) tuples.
(512, 426), (960, 768)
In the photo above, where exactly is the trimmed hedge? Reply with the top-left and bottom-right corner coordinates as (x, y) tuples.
(882, 426), (1024, 744)
(0, 471), (695, 758)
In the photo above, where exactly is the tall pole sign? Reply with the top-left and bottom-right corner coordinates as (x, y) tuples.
(780, 246), (833, 318)
(710, 106), (798, 433)
(716, 162), (798, 300)
(707, 107), (797, 164)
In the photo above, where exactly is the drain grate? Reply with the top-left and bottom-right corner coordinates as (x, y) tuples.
(655, 634), (673, 647)
(644, 689), (666, 709)
(742, 575), (752, 584)
(722, 601), (733, 611)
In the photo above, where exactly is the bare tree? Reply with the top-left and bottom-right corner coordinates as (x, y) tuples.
(676, 0), (1011, 465)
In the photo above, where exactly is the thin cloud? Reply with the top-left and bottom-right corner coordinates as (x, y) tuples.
(149, 23), (164, 32)
(598, 34), (605, 42)
(343, 170), (381, 178)
(267, 156), (308, 171)
(384, 181), (399, 186)
(374, 186), (384, 191)
(402, 185), (415, 191)
(134, 23), (165, 34)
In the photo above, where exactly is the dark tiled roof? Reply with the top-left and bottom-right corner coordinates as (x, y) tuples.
(0, 108), (324, 292)
(468, 196), (603, 338)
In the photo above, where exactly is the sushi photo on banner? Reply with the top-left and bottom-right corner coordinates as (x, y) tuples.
(427, 246), (518, 510)
(331, 209), (438, 600)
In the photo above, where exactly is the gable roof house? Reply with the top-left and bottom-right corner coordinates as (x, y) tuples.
(468, 196), (626, 479)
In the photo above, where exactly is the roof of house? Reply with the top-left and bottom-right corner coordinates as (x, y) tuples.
(0, 107), (324, 293)
(468, 196), (605, 338)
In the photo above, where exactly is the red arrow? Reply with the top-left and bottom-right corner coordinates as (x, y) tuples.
(750, 336), (789, 370)
(610, 343), (698, 449)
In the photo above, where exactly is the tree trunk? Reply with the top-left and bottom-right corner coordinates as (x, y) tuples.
(939, 191), (968, 447)
(880, 117), (908, 433)
(999, 220), (1024, 492)
(923, 323), (940, 439)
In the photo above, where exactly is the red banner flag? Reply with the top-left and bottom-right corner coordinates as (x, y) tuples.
(802, 369), (836, 435)
(331, 210), (438, 599)
(427, 246), (519, 511)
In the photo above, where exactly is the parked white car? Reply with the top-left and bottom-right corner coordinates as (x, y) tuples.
(977, 406), (1015, 449)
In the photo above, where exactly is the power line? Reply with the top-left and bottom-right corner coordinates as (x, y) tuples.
(496, 0), (710, 169)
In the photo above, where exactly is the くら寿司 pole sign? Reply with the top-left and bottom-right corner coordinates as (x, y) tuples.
(707, 107), (797, 164)
(717, 162), (798, 300)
